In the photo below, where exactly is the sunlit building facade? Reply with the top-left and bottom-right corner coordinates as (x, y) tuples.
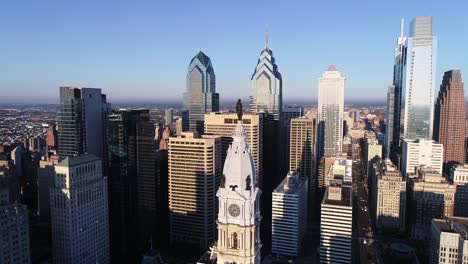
(249, 34), (282, 121)
(318, 65), (345, 158)
(403, 16), (437, 140)
(183, 51), (219, 134)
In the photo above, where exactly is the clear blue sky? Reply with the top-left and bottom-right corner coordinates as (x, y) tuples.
(1, 0), (467, 103)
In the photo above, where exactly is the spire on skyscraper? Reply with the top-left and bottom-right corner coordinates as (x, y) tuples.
(265, 24), (269, 49)
(400, 17), (404, 37)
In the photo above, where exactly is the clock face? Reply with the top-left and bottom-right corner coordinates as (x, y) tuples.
(228, 204), (240, 217)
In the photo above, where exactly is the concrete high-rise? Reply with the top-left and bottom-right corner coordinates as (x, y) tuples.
(403, 17), (437, 140)
(107, 109), (156, 263)
(249, 29), (282, 121)
(386, 18), (406, 162)
(401, 139), (443, 177)
(272, 172), (307, 257)
(408, 166), (455, 240)
(37, 156), (58, 222)
(204, 113), (263, 186)
(318, 65), (345, 158)
(50, 154), (109, 264)
(182, 51), (219, 134)
(57, 87), (110, 161)
(431, 217), (468, 264)
(168, 133), (221, 248)
(0, 176), (30, 264)
(433, 70), (466, 172)
(370, 159), (406, 232)
(289, 117), (316, 191)
(320, 182), (352, 263)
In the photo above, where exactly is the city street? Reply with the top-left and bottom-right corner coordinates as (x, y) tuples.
(352, 141), (376, 264)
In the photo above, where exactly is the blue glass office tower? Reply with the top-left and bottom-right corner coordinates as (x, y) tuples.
(182, 51), (219, 134)
(403, 17), (437, 140)
(249, 32), (282, 121)
(386, 19), (406, 161)
(58, 87), (110, 162)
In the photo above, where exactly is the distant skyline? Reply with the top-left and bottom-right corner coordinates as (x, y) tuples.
(1, 1), (467, 103)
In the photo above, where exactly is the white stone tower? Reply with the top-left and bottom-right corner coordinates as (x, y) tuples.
(216, 100), (262, 264)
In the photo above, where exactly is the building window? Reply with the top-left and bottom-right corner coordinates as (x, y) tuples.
(232, 232), (238, 249)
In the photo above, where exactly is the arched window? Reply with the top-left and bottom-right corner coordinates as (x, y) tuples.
(232, 232), (238, 249)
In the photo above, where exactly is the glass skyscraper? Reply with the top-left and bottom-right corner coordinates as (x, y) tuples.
(57, 87), (110, 161)
(403, 16), (437, 140)
(182, 51), (219, 135)
(386, 18), (406, 161)
(249, 33), (282, 121)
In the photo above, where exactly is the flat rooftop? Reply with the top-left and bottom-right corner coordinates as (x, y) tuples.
(274, 174), (307, 195)
(433, 217), (468, 237)
(322, 186), (352, 207)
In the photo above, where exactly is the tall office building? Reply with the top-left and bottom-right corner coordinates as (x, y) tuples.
(0, 177), (30, 264)
(37, 156), (58, 222)
(289, 117), (316, 190)
(272, 172), (307, 257)
(450, 164), (468, 217)
(364, 138), (382, 178)
(46, 125), (57, 152)
(403, 16), (437, 140)
(386, 18), (406, 161)
(401, 138), (443, 177)
(50, 154), (109, 264)
(318, 65), (345, 158)
(57, 87), (110, 161)
(249, 29), (282, 121)
(320, 183), (353, 263)
(282, 106), (304, 124)
(465, 119), (468, 164)
(433, 70), (466, 172)
(408, 166), (455, 240)
(182, 51), (219, 134)
(165, 108), (174, 125)
(168, 133), (221, 248)
(370, 159), (406, 232)
(107, 109), (156, 262)
(204, 113), (263, 185)
(431, 217), (468, 264)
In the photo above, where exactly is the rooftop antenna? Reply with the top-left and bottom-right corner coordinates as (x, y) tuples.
(265, 24), (269, 49)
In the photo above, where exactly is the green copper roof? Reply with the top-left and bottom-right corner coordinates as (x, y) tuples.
(57, 154), (100, 167)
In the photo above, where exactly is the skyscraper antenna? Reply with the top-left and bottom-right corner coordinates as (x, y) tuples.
(400, 17), (404, 37)
(265, 24), (269, 49)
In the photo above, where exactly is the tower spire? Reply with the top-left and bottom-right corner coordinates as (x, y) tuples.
(400, 17), (404, 37)
(265, 24), (269, 49)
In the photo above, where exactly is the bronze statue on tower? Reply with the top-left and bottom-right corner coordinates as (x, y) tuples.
(236, 98), (243, 121)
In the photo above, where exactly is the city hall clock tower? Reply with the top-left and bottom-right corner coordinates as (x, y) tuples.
(216, 99), (262, 264)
